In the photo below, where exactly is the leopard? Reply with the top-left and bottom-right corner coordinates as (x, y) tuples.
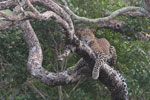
(77, 28), (117, 79)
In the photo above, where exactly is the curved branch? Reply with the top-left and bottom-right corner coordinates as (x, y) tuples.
(20, 18), (129, 100)
(0, 0), (148, 29)
(98, 20), (125, 31)
(99, 64), (128, 100)
(63, 6), (149, 23)
(20, 21), (85, 86)
(1, 0), (129, 99)
(30, 0), (75, 39)
(60, 0), (149, 23)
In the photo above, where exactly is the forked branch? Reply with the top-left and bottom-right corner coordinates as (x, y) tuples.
(0, 0), (133, 100)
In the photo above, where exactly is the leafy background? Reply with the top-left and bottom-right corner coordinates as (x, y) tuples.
(0, 0), (150, 100)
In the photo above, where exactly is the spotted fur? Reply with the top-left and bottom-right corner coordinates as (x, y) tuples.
(77, 29), (117, 79)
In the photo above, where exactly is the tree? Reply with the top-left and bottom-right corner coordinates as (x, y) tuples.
(0, 0), (150, 100)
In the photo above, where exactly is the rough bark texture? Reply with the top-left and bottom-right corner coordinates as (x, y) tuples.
(98, 20), (125, 31)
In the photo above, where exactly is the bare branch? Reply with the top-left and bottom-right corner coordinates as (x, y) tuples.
(26, 0), (39, 14)
(0, 0), (27, 31)
(124, 11), (147, 17)
(60, 0), (149, 24)
(63, 5), (149, 23)
(57, 45), (75, 61)
(0, 0), (75, 39)
(0, 11), (24, 21)
(20, 19), (129, 99)
(0, 11), (70, 29)
(57, 48), (71, 61)
(21, 21), (75, 86)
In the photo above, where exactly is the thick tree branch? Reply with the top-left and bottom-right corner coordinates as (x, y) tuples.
(0, 0), (148, 30)
(98, 20), (125, 30)
(20, 13), (128, 100)
(57, 45), (76, 61)
(60, 0), (149, 23)
(99, 64), (128, 100)
(64, 6), (149, 23)
(20, 20), (82, 86)
(0, 0), (129, 100)
(0, 0), (26, 30)
(26, 0), (39, 14)
(100, 10), (147, 17)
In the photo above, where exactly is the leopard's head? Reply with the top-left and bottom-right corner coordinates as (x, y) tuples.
(77, 28), (95, 45)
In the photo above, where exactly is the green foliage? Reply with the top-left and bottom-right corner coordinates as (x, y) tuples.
(0, 0), (150, 100)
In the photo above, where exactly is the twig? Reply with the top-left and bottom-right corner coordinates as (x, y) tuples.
(17, 0), (25, 12)
(57, 48), (71, 61)
(26, 0), (39, 14)
(26, 79), (46, 100)
(69, 79), (86, 96)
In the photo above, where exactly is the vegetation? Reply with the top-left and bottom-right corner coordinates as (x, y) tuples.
(0, 0), (150, 100)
